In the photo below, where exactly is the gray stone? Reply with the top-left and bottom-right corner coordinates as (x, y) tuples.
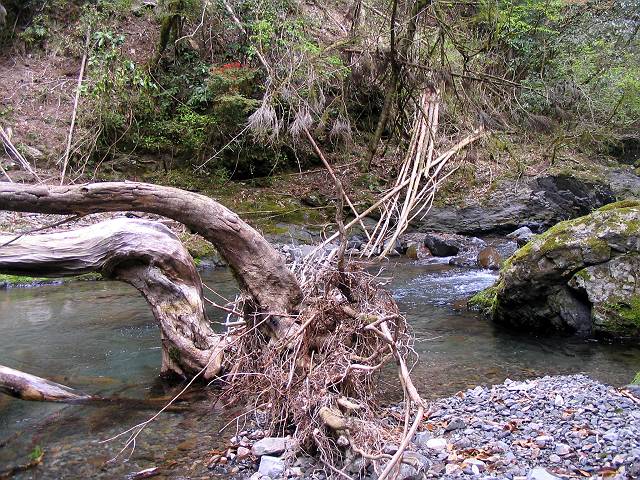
(252, 437), (293, 457)
(413, 431), (432, 447)
(425, 438), (448, 451)
(526, 467), (561, 480)
(237, 446), (251, 460)
(414, 172), (630, 235)
(445, 417), (466, 431)
(507, 226), (535, 246)
(258, 455), (285, 477)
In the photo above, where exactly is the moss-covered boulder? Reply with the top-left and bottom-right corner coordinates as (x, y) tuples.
(490, 201), (640, 340)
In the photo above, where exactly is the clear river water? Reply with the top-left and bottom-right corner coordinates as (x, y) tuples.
(1, 261), (639, 478)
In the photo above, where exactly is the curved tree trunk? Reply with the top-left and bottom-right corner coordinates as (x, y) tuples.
(0, 182), (302, 316)
(0, 218), (224, 379)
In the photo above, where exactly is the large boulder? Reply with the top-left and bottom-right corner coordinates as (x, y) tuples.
(414, 170), (639, 235)
(489, 201), (640, 339)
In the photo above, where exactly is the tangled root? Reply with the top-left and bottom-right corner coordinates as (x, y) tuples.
(217, 249), (427, 478)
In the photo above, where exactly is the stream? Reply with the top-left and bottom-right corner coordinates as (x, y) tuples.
(1, 262), (639, 478)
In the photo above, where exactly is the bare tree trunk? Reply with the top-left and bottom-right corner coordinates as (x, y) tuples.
(0, 365), (93, 402)
(0, 218), (225, 379)
(0, 182), (302, 317)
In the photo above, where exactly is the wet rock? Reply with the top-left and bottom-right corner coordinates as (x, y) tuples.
(507, 226), (534, 246)
(405, 243), (419, 259)
(252, 437), (293, 457)
(492, 201), (640, 339)
(477, 246), (501, 269)
(424, 234), (460, 257)
(347, 235), (365, 251)
(258, 455), (285, 477)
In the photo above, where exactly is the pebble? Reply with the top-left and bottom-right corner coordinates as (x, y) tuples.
(425, 438), (448, 451)
(258, 455), (285, 477)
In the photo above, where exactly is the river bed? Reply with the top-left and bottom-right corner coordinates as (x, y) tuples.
(1, 263), (639, 478)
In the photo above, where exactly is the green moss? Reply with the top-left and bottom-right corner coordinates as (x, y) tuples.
(574, 268), (592, 281)
(468, 282), (502, 315)
(632, 371), (640, 385)
(597, 296), (640, 337)
(0, 273), (102, 288)
(597, 200), (640, 212)
(606, 295), (640, 326)
(179, 233), (217, 259)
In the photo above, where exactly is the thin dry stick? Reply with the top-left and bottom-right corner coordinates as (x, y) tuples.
(60, 30), (89, 185)
(0, 126), (41, 182)
(0, 214), (82, 249)
(302, 126), (372, 242)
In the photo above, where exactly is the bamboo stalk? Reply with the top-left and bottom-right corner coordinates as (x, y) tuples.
(60, 30), (89, 185)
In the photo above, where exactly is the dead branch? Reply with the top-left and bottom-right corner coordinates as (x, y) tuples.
(0, 365), (93, 403)
(0, 181), (301, 315)
(60, 29), (89, 185)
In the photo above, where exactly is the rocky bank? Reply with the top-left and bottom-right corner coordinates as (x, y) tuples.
(209, 375), (640, 480)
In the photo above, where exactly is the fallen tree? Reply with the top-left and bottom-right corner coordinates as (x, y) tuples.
(0, 181), (428, 479)
(0, 217), (224, 379)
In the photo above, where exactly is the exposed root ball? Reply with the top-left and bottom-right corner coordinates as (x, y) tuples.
(217, 250), (427, 477)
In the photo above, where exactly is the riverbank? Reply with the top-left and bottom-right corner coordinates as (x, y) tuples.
(211, 375), (640, 480)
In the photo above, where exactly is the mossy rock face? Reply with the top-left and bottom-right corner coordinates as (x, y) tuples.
(493, 203), (640, 340)
(468, 283), (501, 316)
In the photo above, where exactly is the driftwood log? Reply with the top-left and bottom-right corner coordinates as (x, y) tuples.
(0, 365), (93, 403)
(0, 218), (224, 379)
(0, 182), (302, 317)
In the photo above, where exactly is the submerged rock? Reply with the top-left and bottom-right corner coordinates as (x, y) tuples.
(490, 200), (640, 339)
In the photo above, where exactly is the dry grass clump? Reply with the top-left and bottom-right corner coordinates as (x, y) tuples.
(217, 249), (426, 477)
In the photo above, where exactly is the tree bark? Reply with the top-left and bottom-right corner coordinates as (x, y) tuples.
(0, 182), (302, 317)
(0, 218), (225, 379)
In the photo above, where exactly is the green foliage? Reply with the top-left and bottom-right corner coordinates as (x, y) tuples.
(18, 15), (50, 47)
(29, 445), (43, 462)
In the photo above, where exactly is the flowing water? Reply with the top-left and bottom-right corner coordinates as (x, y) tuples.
(1, 262), (639, 478)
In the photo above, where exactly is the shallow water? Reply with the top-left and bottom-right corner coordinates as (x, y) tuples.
(0, 263), (639, 478)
